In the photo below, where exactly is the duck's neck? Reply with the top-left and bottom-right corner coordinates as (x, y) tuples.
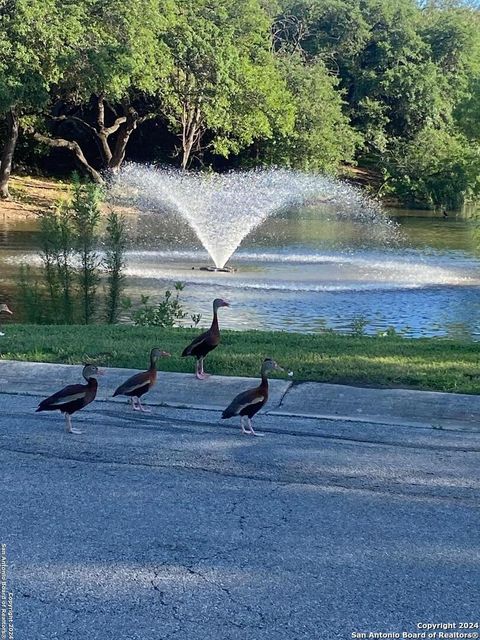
(211, 308), (219, 332)
(260, 369), (269, 392)
(149, 354), (158, 370)
(87, 377), (98, 390)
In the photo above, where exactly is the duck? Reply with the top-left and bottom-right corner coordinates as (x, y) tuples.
(36, 364), (103, 434)
(222, 358), (283, 436)
(112, 347), (170, 412)
(181, 298), (229, 379)
(0, 303), (13, 336)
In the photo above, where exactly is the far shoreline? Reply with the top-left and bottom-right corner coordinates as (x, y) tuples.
(1, 172), (466, 222)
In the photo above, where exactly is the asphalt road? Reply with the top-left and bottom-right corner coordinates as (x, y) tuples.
(1, 392), (479, 640)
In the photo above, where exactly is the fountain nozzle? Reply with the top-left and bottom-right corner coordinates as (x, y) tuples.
(192, 266), (236, 273)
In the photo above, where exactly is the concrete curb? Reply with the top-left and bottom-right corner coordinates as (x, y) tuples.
(1, 359), (480, 432)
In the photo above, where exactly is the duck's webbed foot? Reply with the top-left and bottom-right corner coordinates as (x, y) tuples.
(240, 417), (251, 435)
(65, 414), (82, 435)
(137, 401), (151, 413)
(247, 419), (264, 437)
(131, 397), (142, 412)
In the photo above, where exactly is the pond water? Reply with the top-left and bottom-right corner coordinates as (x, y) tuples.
(1, 206), (479, 337)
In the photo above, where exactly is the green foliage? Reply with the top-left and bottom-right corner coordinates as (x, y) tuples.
(103, 211), (128, 324)
(270, 0), (480, 206)
(38, 201), (76, 323)
(17, 265), (44, 324)
(1, 0), (480, 206)
(158, 0), (294, 168)
(349, 316), (369, 337)
(132, 284), (188, 328)
(261, 56), (360, 171)
(191, 313), (202, 328)
(382, 127), (480, 208)
(58, 0), (172, 101)
(0, 0), (85, 114)
(70, 180), (102, 324)
(4, 324), (480, 393)
(14, 180), (128, 324)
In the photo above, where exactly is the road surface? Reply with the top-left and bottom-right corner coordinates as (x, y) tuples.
(1, 384), (479, 639)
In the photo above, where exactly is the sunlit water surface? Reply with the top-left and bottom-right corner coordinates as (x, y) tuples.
(1, 206), (479, 337)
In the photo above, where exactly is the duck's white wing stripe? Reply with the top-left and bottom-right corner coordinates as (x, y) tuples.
(236, 396), (264, 412)
(185, 336), (207, 353)
(122, 380), (149, 394)
(51, 392), (86, 406)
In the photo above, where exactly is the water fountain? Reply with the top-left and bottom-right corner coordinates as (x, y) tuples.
(109, 163), (395, 270)
(3, 164), (479, 336)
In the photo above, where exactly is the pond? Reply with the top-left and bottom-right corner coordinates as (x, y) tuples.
(1, 206), (479, 337)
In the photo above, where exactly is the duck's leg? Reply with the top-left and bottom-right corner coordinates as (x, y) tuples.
(247, 418), (264, 437)
(196, 358), (210, 380)
(240, 416), (250, 435)
(65, 413), (82, 435)
(200, 358), (211, 379)
(132, 397), (141, 412)
(136, 398), (151, 413)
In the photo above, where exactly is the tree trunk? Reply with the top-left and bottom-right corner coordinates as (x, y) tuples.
(0, 110), (19, 199)
(95, 95), (113, 166)
(181, 103), (202, 171)
(49, 97), (147, 175)
(181, 139), (193, 171)
(32, 132), (104, 184)
(108, 107), (139, 172)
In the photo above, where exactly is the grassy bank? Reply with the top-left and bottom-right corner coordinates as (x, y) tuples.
(1, 325), (479, 394)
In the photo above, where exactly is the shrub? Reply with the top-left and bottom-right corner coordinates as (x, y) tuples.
(132, 283), (188, 328)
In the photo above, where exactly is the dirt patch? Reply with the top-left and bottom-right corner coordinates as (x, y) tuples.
(0, 176), (70, 220)
(0, 175), (140, 221)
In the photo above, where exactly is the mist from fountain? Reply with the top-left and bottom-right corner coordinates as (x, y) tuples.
(109, 163), (397, 269)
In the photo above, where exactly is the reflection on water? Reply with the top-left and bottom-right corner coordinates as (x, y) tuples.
(1, 206), (479, 338)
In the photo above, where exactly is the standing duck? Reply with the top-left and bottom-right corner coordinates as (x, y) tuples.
(222, 358), (283, 436)
(113, 347), (170, 412)
(36, 364), (103, 434)
(182, 298), (229, 379)
(0, 303), (13, 336)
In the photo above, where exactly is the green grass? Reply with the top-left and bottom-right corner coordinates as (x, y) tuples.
(1, 324), (480, 394)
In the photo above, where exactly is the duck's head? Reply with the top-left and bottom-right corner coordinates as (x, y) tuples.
(213, 298), (230, 311)
(151, 347), (171, 361)
(261, 358), (284, 375)
(0, 304), (13, 315)
(82, 364), (104, 381)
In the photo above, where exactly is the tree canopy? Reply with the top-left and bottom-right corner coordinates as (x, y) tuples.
(0, 0), (479, 207)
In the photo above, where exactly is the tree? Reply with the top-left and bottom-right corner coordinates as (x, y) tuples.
(103, 211), (127, 324)
(382, 126), (480, 208)
(0, 0), (84, 197)
(70, 181), (102, 324)
(260, 55), (360, 171)
(32, 0), (174, 181)
(270, 0), (480, 204)
(158, 0), (294, 169)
